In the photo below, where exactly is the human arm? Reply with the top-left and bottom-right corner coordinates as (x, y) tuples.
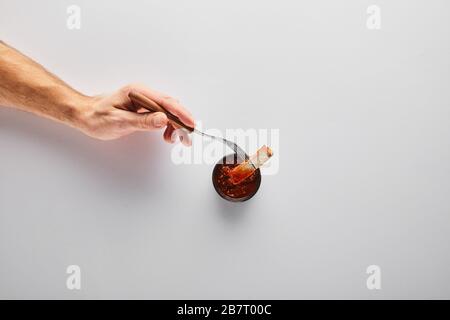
(0, 41), (194, 142)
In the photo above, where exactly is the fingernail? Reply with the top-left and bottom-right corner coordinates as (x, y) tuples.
(153, 114), (166, 128)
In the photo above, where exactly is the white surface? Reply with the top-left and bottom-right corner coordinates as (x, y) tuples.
(1, 0), (450, 298)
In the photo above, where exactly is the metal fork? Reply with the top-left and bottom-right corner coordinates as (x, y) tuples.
(128, 91), (248, 160)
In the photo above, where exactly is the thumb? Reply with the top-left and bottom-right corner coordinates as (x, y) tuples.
(128, 112), (168, 130)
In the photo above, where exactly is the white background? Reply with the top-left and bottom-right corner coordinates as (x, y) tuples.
(1, 0), (450, 298)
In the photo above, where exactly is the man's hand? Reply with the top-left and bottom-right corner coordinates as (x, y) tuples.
(79, 84), (195, 143)
(0, 42), (195, 144)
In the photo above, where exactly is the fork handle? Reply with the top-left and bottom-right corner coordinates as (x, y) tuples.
(128, 91), (194, 132)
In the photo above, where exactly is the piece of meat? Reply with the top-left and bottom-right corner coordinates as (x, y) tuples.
(229, 145), (273, 185)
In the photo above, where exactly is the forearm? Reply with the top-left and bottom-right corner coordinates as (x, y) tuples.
(0, 41), (91, 128)
(0, 41), (195, 142)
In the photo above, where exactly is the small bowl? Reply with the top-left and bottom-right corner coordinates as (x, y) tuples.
(212, 154), (261, 202)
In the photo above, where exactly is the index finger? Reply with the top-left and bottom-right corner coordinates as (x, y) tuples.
(131, 84), (195, 128)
